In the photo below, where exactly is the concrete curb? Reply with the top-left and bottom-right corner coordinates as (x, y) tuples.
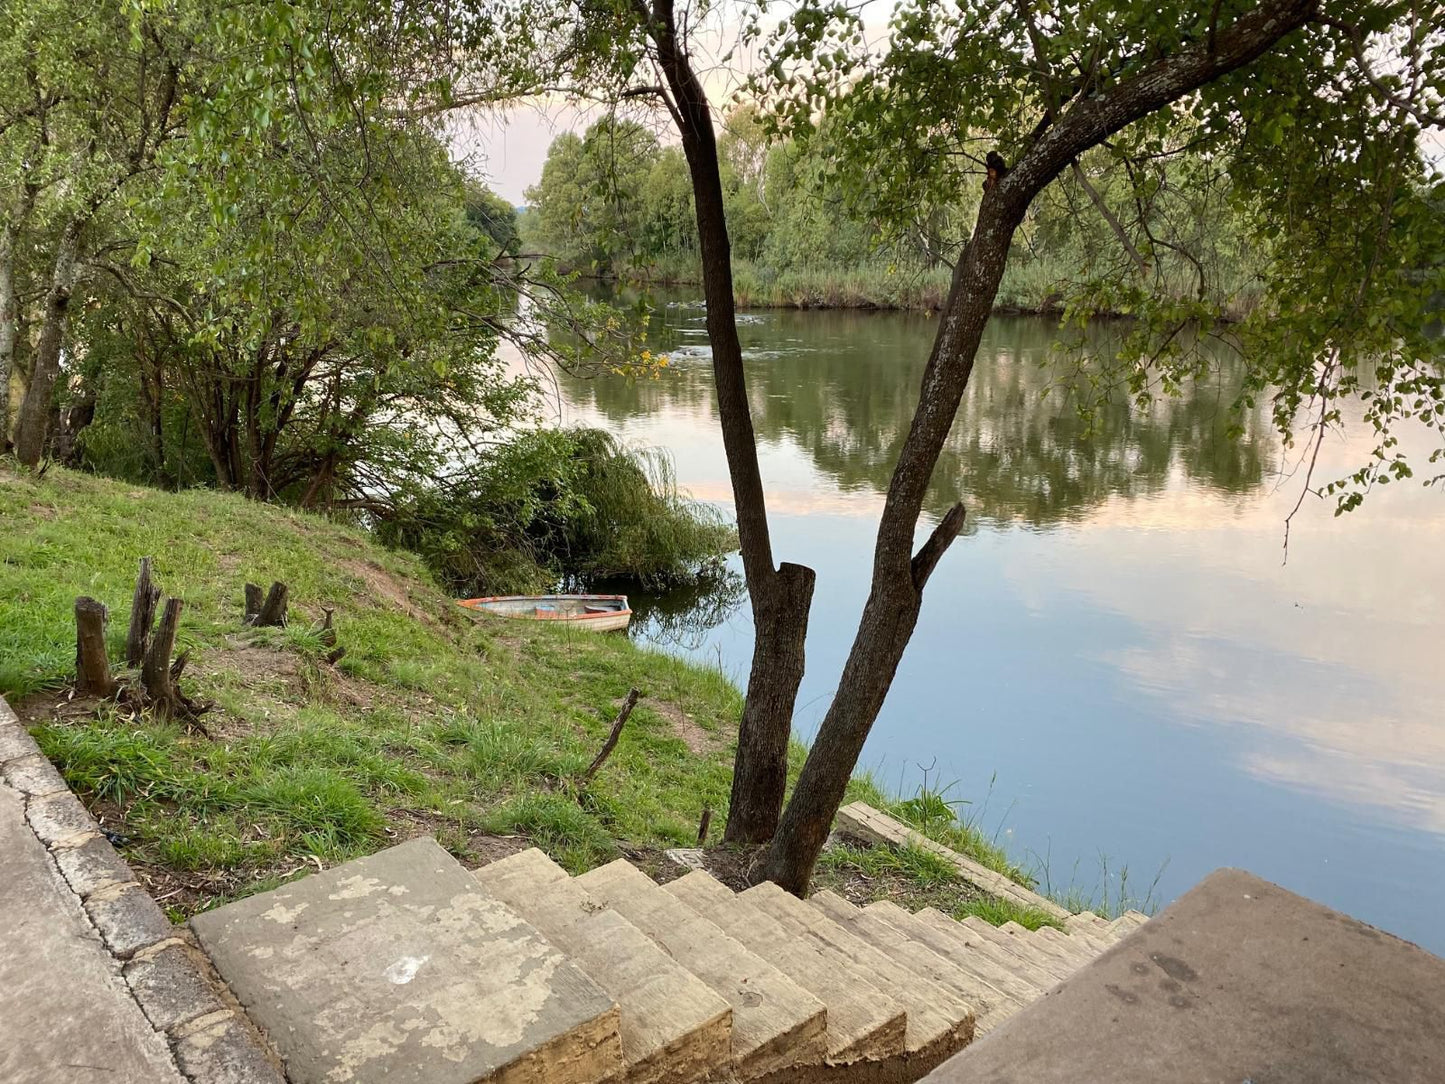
(0, 694), (287, 1084)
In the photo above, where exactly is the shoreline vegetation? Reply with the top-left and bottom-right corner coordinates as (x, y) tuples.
(520, 112), (1267, 321)
(1, 463), (1146, 925)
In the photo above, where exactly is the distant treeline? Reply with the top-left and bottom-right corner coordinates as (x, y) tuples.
(522, 110), (1264, 316)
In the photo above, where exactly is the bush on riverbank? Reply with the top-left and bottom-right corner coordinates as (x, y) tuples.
(2, 463), (1068, 923)
(376, 427), (737, 596)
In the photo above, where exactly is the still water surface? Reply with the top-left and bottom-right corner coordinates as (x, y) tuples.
(554, 300), (1445, 951)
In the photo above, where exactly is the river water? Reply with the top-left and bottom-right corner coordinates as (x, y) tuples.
(552, 299), (1445, 951)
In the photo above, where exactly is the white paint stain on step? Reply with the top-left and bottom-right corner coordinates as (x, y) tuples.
(384, 955), (428, 985)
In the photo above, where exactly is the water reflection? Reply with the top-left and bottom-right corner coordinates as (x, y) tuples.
(560, 306), (1275, 527)
(551, 298), (1445, 952)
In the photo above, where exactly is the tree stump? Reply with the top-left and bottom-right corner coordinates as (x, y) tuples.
(74, 597), (116, 697)
(141, 598), (186, 718)
(250, 582), (288, 627)
(243, 583), (265, 624)
(126, 557), (160, 667)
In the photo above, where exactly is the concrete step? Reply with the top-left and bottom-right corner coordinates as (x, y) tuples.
(666, 870), (907, 1064)
(1110, 910), (1150, 937)
(915, 908), (1061, 995)
(1000, 921), (1092, 970)
(1066, 910), (1116, 942)
(192, 837), (622, 1084)
(742, 882), (973, 1059)
(959, 917), (1075, 984)
(1033, 924), (1100, 965)
(576, 859), (827, 1080)
(864, 901), (1037, 1013)
(475, 849), (731, 1084)
(808, 889), (1011, 1036)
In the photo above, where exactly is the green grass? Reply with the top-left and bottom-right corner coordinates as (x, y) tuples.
(1, 461), (1117, 923)
(0, 463), (744, 911)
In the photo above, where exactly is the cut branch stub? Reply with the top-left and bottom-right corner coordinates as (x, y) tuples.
(243, 583), (264, 624)
(581, 688), (641, 784)
(254, 582), (289, 627)
(126, 557), (160, 668)
(74, 596), (116, 697)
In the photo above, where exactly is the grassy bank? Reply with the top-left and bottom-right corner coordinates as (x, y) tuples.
(1, 463), (1077, 925)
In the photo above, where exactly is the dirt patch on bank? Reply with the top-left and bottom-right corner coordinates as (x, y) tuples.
(340, 557), (447, 630)
(649, 699), (719, 755)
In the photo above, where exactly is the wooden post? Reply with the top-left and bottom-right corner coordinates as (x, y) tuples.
(141, 597), (184, 716)
(254, 582), (288, 627)
(74, 597), (115, 697)
(243, 583), (264, 624)
(126, 557), (160, 668)
(581, 688), (641, 784)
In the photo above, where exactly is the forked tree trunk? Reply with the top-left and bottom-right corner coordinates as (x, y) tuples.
(13, 220), (81, 466)
(648, 0), (817, 843)
(74, 597), (116, 697)
(752, 0), (1319, 893)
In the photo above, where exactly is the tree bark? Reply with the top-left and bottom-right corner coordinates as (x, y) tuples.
(253, 581), (288, 627)
(74, 597), (115, 697)
(13, 220), (81, 466)
(140, 597), (184, 716)
(0, 219), (21, 451)
(754, 0), (1320, 894)
(126, 557), (160, 667)
(243, 582), (264, 624)
(647, 0), (817, 843)
(724, 561), (814, 842)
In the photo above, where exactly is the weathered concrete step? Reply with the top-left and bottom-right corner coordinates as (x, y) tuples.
(743, 881), (972, 1058)
(475, 849), (731, 1084)
(809, 889), (1008, 1035)
(1002, 921), (1093, 971)
(192, 837), (621, 1084)
(1027, 923), (1097, 964)
(834, 803), (1070, 922)
(1066, 910), (1115, 940)
(959, 917), (1074, 984)
(915, 908), (1061, 994)
(864, 901), (1037, 1013)
(1110, 910), (1150, 936)
(577, 859), (827, 1080)
(666, 870), (907, 1064)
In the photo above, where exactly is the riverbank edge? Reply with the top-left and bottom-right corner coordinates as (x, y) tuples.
(1, 461), (1068, 927)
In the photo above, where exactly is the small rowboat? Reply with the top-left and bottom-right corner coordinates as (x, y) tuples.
(457, 594), (632, 632)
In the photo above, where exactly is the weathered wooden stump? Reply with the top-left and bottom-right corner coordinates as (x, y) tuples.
(74, 597), (116, 697)
(245, 581), (289, 627)
(125, 557), (160, 668)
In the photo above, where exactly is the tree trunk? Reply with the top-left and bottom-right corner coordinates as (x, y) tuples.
(724, 561), (814, 842)
(126, 557), (160, 668)
(140, 597), (184, 716)
(649, 0), (817, 843)
(74, 597), (116, 697)
(13, 220), (82, 466)
(753, 0), (1319, 895)
(0, 220), (19, 451)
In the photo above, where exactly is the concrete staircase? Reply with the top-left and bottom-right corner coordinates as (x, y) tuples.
(190, 837), (1146, 1084)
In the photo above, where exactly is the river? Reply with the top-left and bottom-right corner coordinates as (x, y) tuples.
(551, 298), (1445, 952)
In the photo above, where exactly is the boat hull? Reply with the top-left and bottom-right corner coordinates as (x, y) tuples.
(457, 594), (632, 632)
